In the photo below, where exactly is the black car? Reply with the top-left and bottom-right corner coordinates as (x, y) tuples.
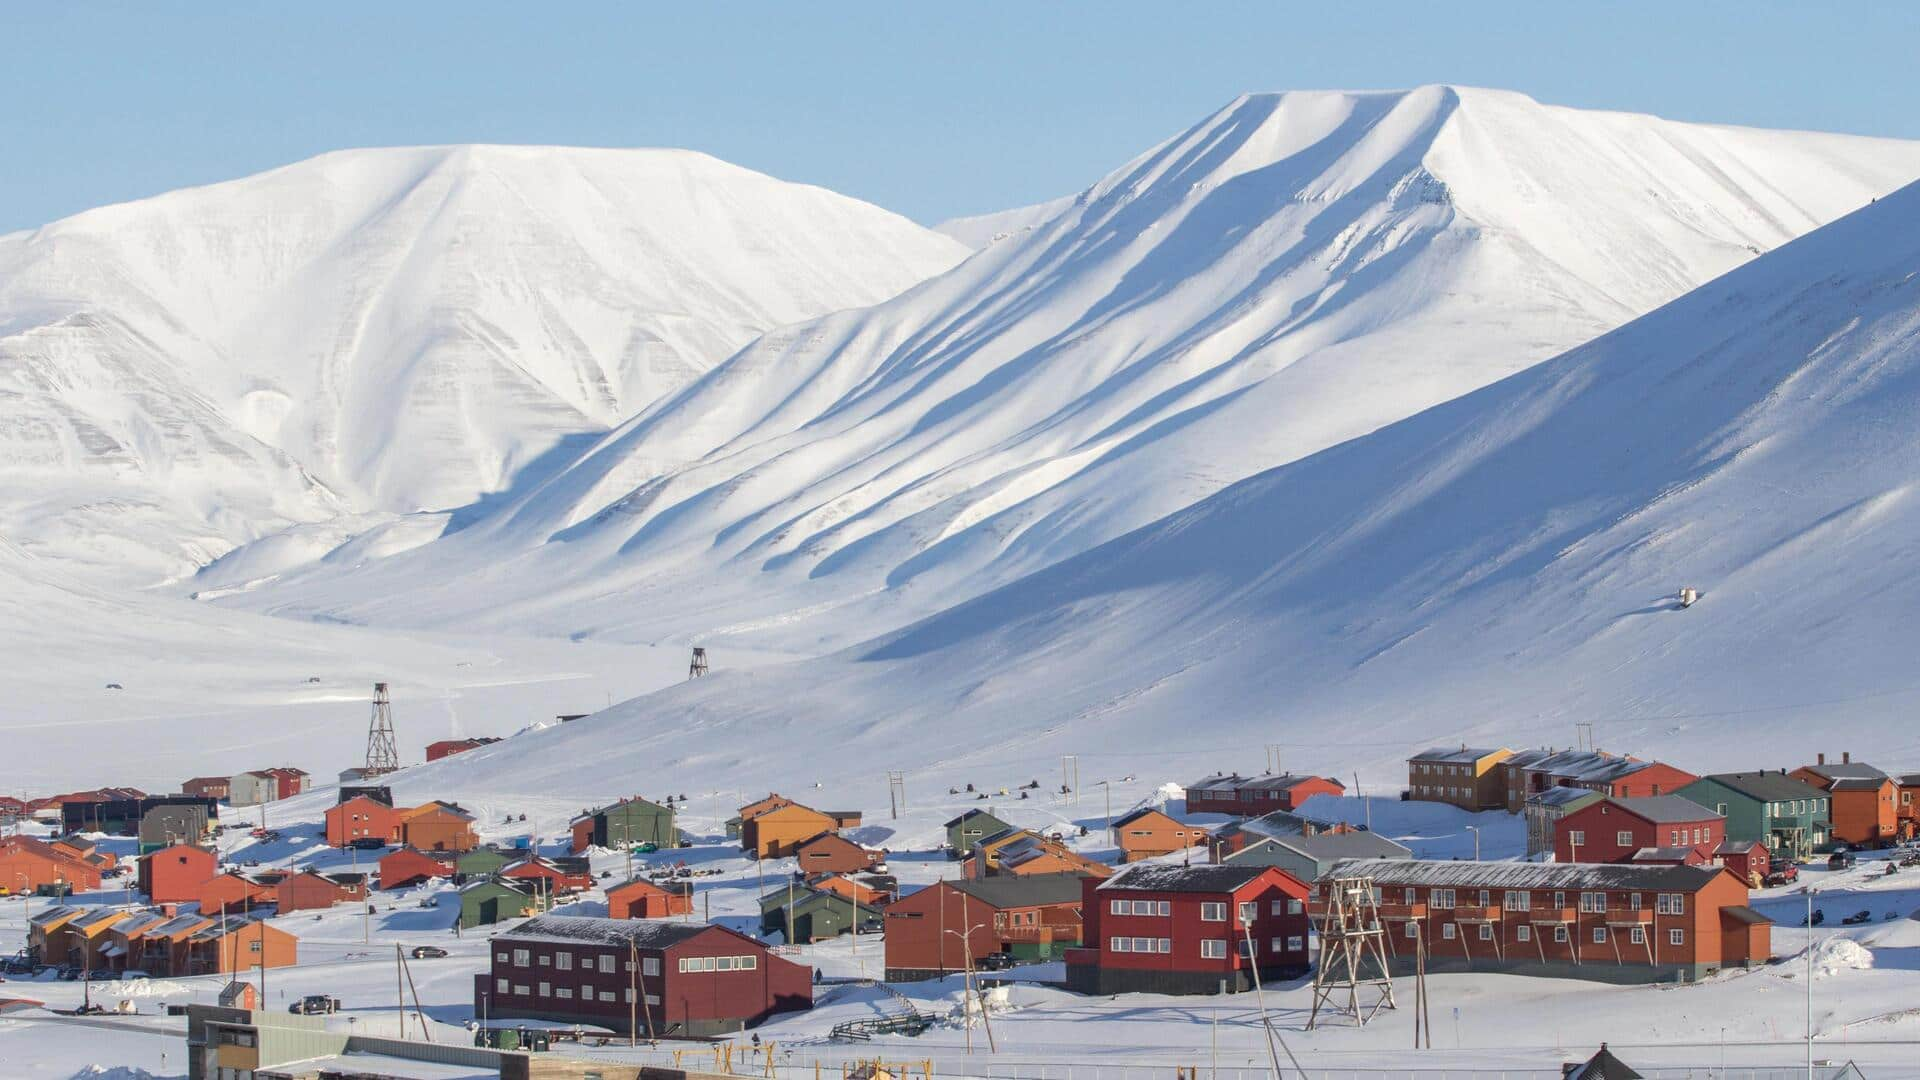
(976, 951), (1017, 972)
(289, 995), (343, 1015)
(55, 964), (82, 981)
(410, 946), (448, 959)
(1828, 851), (1857, 870)
(84, 968), (118, 982)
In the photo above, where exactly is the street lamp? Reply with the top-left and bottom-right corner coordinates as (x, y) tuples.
(941, 925), (996, 1054)
(1093, 780), (1113, 844)
(1465, 826), (1481, 862)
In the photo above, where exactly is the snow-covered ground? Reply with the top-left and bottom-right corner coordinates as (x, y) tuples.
(3, 794), (1917, 1080)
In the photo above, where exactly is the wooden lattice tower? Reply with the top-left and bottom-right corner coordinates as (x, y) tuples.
(1307, 874), (1398, 1029)
(689, 647), (709, 679)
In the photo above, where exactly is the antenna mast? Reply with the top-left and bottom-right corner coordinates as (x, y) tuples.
(363, 682), (400, 776)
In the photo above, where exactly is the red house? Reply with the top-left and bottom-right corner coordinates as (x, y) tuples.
(1554, 797), (1725, 865)
(325, 795), (404, 847)
(1184, 773), (1346, 817)
(426, 737), (500, 762)
(137, 844), (218, 904)
(479, 915), (811, 1036)
(197, 873), (276, 915)
(792, 832), (884, 875)
(1714, 839), (1771, 887)
(1065, 863), (1311, 995)
(883, 875), (1087, 981)
(274, 870), (369, 914)
(607, 877), (695, 919)
(502, 856), (594, 895)
(180, 777), (232, 801)
(379, 847), (456, 890)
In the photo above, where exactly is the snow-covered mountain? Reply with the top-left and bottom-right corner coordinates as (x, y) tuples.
(227, 86), (1920, 654)
(0, 146), (967, 583)
(404, 172), (1920, 800)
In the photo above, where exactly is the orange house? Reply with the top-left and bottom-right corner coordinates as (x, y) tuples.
(809, 873), (889, 906)
(379, 847), (456, 889)
(180, 916), (297, 976)
(606, 877), (694, 919)
(1111, 807), (1210, 862)
(137, 844), (219, 904)
(275, 871), (368, 914)
(0, 835), (103, 894)
(742, 802), (840, 859)
(1791, 757), (1898, 848)
(399, 802), (478, 852)
(967, 829), (1112, 879)
(1899, 773), (1920, 841)
(325, 795), (404, 847)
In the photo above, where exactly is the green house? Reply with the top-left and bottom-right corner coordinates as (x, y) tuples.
(944, 809), (1012, 857)
(758, 886), (883, 944)
(574, 798), (677, 851)
(455, 847), (513, 881)
(1675, 771), (1833, 861)
(457, 877), (537, 929)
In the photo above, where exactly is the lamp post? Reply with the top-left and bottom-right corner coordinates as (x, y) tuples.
(1806, 885), (1816, 1080)
(1094, 780), (1113, 844)
(1465, 826), (1481, 862)
(941, 924), (993, 1054)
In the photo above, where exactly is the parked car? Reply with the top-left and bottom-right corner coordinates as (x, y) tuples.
(55, 964), (82, 981)
(1764, 864), (1800, 887)
(85, 969), (118, 982)
(1828, 851), (1857, 870)
(410, 946), (448, 959)
(976, 951), (1017, 972)
(289, 995), (342, 1015)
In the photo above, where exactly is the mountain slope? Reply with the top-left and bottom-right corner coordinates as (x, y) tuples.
(0, 146), (966, 583)
(231, 87), (1920, 654)
(409, 174), (1920, 799)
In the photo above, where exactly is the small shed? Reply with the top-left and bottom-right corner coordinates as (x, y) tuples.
(457, 878), (537, 929)
(218, 980), (258, 1009)
(944, 809), (1013, 857)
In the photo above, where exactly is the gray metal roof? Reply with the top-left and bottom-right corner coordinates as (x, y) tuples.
(947, 873), (1087, 908)
(1800, 762), (1888, 782)
(1252, 831), (1412, 861)
(1326, 857), (1726, 892)
(1828, 777), (1890, 791)
(1099, 863), (1269, 893)
(498, 914), (715, 949)
(942, 809), (1008, 829)
(1410, 747), (1505, 763)
(1627, 847), (1697, 863)
(1527, 787), (1604, 810)
(1693, 772), (1830, 802)
(1607, 795), (1724, 824)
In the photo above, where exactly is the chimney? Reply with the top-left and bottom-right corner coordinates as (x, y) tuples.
(1843, 751), (1851, 764)
(1818, 753), (1826, 766)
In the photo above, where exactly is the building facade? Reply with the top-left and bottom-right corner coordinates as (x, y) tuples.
(1112, 808), (1211, 862)
(1184, 773), (1346, 817)
(1066, 863), (1312, 996)
(883, 875), (1086, 981)
(1553, 797), (1727, 865)
(1407, 748), (1513, 810)
(1674, 773), (1832, 861)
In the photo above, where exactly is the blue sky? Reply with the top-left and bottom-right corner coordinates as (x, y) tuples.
(4, 4), (1917, 232)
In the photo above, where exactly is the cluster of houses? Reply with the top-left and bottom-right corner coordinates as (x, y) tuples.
(29, 903), (298, 978)
(181, 767), (310, 806)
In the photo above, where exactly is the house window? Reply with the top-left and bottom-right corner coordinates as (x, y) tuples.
(1656, 893), (1685, 915)
(1431, 889), (1455, 909)
(1130, 900), (1154, 915)
(1568, 830), (1585, 846)
(1517, 925), (1532, 943)
(1110, 900), (1126, 915)
(1478, 924), (1493, 941)
(496, 977), (508, 993)
(646, 994), (661, 1005)
(1441, 923), (1456, 940)
(642, 957), (659, 977)
(538, 955), (551, 967)
(556, 953), (572, 971)
(1553, 891), (1566, 908)
(1629, 893), (1642, 910)
(1592, 927), (1607, 944)
(1579, 892), (1606, 913)
(1405, 922), (1418, 939)
(495, 952), (509, 963)
(513, 984), (529, 995)
(1201, 940), (1228, 959)
(538, 981), (551, 997)
(598, 955), (615, 974)
(1630, 927), (1646, 945)
(1238, 901), (1257, 925)
(599, 992), (616, 1002)
(249, 940), (262, 954)
(1554, 926), (1569, 943)
(1503, 890), (1530, 912)
(557, 987), (573, 999)
(1616, 831), (1632, 847)
(1237, 940), (1255, 958)
(512, 949), (530, 967)
(1286, 936), (1304, 951)
(1200, 903), (1227, 922)
(623, 988), (634, 1003)
(1669, 929), (1685, 946)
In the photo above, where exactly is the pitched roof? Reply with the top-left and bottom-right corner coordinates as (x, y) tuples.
(1714, 838), (1766, 855)
(498, 914), (717, 949)
(1627, 847), (1697, 864)
(1800, 762), (1889, 782)
(1720, 904), (1773, 926)
(1410, 747), (1505, 764)
(942, 808), (1008, 829)
(1098, 864), (1269, 893)
(1328, 857), (1727, 892)
(1828, 777), (1892, 792)
(1564, 1045), (1642, 1080)
(108, 911), (168, 938)
(947, 873), (1087, 908)
(1112, 807), (1181, 829)
(1606, 795), (1724, 824)
(1528, 787), (1605, 810)
(1694, 772), (1831, 802)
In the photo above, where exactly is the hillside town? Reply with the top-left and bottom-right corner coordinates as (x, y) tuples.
(3, 686), (1918, 1077)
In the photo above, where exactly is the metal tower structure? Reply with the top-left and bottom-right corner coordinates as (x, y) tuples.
(363, 682), (400, 776)
(688, 647), (709, 679)
(1306, 874), (1399, 1029)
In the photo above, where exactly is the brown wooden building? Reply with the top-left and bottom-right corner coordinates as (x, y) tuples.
(1112, 807), (1210, 862)
(883, 874), (1086, 981)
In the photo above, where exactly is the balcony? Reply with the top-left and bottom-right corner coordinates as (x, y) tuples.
(998, 925), (1069, 945)
(1448, 905), (1502, 924)
(1528, 906), (1577, 924)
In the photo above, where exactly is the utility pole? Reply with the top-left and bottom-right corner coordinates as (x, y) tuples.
(887, 772), (906, 820)
(1807, 886), (1816, 1080)
(1266, 744), (1283, 774)
(1095, 780), (1113, 844)
(395, 944), (406, 1039)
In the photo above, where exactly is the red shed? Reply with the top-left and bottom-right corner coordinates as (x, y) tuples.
(1714, 839), (1771, 887)
(502, 856), (594, 894)
(275, 871), (367, 914)
(137, 844), (218, 904)
(480, 915), (811, 1036)
(1066, 863), (1311, 995)
(1554, 796), (1725, 865)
